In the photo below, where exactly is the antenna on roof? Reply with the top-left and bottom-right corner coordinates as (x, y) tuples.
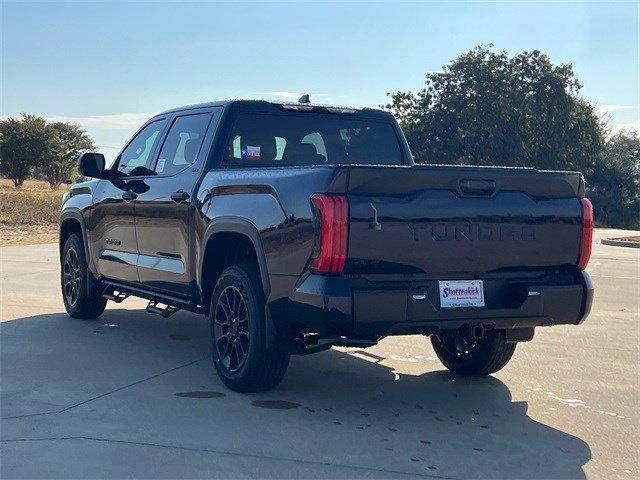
(298, 94), (310, 104)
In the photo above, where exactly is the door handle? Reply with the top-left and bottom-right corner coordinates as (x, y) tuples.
(122, 190), (137, 202)
(171, 190), (190, 203)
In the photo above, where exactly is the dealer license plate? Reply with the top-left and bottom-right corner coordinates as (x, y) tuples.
(439, 280), (485, 308)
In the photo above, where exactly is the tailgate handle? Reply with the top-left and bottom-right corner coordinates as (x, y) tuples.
(459, 179), (496, 197)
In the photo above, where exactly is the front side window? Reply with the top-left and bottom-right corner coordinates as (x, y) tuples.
(155, 113), (211, 176)
(226, 113), (402, 167)
(118, 119), (166, 175)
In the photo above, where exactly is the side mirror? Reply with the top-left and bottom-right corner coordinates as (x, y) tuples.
(77, 152), (105, 179)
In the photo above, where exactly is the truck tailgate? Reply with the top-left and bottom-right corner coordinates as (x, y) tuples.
(345, 165), (584, 275)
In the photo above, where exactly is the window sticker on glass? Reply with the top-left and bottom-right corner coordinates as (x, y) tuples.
(156, 158), (166, 173)
(243, 146), (261, 160)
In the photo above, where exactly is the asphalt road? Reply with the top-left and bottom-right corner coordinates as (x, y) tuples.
(1, 229), (638, 479)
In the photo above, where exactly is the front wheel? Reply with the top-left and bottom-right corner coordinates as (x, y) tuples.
(431, 329), (516, 375)
(210, 264), (290, 392)
(61, 233), (106, 319)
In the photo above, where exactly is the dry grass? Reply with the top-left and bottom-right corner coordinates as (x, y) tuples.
(0, 179), (68, 246)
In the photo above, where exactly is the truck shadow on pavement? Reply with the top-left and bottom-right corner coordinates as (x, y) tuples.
(1, 309), (590, 479)
(286, 349), (591, 479)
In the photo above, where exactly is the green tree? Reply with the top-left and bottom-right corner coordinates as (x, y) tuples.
(0, 114), (53, 188)
(384, 46), (604, 172)
(43, 122), (95, 189)
(587, 132), (639, 229)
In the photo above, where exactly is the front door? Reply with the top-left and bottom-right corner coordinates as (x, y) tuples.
(86, 118), (167, 283)
(133, 109), (219, 297)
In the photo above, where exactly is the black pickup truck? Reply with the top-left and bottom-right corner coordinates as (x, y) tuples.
(60, 99), (594, 392)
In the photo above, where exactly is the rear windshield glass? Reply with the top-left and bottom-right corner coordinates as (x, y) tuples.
(226, 113), (403, 167)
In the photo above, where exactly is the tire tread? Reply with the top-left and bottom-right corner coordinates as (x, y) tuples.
(210, 264), (290, 393)
(62, 233), (106, 319)
(431, 330), (516, 376)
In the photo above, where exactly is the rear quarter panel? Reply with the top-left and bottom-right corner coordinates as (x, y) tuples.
(196, 166), (347, 277)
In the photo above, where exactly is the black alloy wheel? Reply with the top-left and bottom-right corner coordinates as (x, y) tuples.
(208, 264), (290, 392)
(213, 285), (250, 372)
(60, 233), (106, 319)
(62, 247), (81, 307)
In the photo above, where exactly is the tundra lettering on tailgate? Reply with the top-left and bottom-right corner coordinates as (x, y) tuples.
(408, 223), (535, 242)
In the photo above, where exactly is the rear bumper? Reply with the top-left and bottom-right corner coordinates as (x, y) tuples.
(273, 270), (594, 338)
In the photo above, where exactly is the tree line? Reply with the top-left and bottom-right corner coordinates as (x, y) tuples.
(1, 45), (638, 227)
(385, 46), (638, 229)
(0, 114), (94, 189)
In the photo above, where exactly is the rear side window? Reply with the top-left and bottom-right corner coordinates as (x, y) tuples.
(155, 113), (211, 175)
(226, 113), (402, 167)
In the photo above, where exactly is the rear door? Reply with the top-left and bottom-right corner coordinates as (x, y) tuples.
(133, 108), (220, 297)
(88, 118), (167, 283)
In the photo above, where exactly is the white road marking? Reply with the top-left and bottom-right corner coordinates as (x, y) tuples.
(588, 275), (639, 280)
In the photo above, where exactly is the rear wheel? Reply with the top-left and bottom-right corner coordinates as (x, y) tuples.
(61, 233), (106, 319)
(210, 264), (290, 392)
(431, 329), (516, 375)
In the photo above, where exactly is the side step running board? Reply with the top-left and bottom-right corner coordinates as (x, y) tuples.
(103, 289), (130, 303)
(101, 281), (203, 316)
(146, 299), (180, 318)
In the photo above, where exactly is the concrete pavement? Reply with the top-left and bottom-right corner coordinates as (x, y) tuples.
(0, 229), (638, 479)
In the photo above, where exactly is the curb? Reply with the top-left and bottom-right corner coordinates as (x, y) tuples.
(601, 238), (640, 249)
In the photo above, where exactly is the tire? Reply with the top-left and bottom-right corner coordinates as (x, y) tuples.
(430, 329), (516, 376)
(209, 264), (290, 392)
(61, 233), (107, 319)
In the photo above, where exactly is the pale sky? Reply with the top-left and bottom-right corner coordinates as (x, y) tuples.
(2, 1), (638, 161)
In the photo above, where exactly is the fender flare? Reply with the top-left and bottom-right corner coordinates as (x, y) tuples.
(60, 209), (92, 269)
(200, 217), (270, 299)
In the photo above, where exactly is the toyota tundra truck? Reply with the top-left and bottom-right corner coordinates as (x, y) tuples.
(60, 99), (594, 392)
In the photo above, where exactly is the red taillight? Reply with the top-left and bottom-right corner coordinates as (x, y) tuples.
(578, 198), (593, 270)
(310, 194), (349, 274)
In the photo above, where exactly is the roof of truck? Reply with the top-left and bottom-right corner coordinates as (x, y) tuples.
(156, 99), (388, 117)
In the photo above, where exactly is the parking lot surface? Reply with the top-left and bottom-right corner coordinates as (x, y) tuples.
(1, 229), (638, 479)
